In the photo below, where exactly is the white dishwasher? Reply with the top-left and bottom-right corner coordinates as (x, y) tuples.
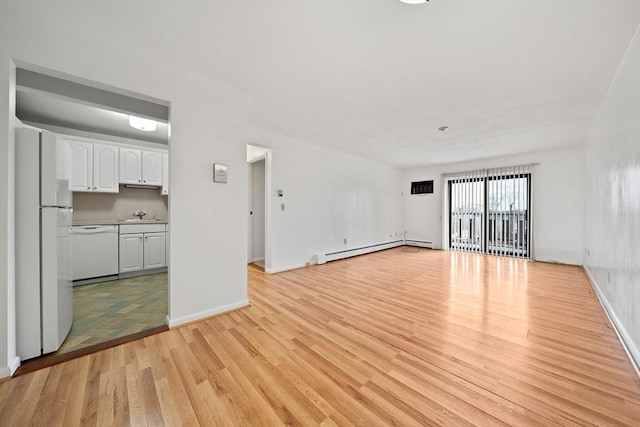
(70, 225), (119, 282)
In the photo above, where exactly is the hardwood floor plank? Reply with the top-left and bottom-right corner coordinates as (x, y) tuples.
(140, 367), (165, 427)
(125, 363), (148, 426)
(1, 248), (639, 425)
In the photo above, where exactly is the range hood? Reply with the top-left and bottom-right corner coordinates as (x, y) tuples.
(124, 184), (160, 190)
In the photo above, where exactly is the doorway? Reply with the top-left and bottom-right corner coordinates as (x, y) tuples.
(13, 66), (171, 367)
(247, 145), (268, 270)
(448, 167), (531, 258)
(249, 159), (266, 267)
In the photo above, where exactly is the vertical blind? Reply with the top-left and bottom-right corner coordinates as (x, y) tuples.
(443, 164), (536, 259)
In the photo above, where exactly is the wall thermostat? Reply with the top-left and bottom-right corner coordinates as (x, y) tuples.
(213, 163), (228, 183)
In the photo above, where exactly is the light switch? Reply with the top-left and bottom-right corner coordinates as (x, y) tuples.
(278, 189), (283, 197)
(281, 203), (285, 211)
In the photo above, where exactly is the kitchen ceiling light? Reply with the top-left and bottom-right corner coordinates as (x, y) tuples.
(128, 116), (157, 132)
(400, 0), (429, 4)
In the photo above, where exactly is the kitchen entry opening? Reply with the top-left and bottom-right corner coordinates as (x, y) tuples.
(446, 165), (534, 259)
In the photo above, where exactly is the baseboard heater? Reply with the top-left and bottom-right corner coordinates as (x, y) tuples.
(404, 239), (433, 248)
(315, 240), (403, 264)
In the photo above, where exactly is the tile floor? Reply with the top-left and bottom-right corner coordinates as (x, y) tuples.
(57, 273), (168, 354)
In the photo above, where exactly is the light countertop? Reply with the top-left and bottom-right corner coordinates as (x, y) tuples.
(72, 219), (168, 226)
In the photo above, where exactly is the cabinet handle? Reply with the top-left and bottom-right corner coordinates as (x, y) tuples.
(138, 180), (141, 183)
(139, 237), (142, 240)
(143, 180), (146, 183)
(94, 187), (97, 190)
(87, 186), (91, 190)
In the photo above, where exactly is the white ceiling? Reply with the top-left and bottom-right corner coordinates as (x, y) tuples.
(11, 0), (640, 168)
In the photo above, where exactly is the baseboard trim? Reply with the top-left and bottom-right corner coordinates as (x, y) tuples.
(266, 263), (308, 274)
(583, 266), (640, 379)
(167, 299), (250, 328)
(9, 356), (20, 376)
(0, 357), (21, 380)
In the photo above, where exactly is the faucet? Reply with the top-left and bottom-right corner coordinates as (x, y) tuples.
(132, 211), (146, 220)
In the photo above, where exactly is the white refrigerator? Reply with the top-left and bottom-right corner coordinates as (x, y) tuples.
(15, 127), (73, 361)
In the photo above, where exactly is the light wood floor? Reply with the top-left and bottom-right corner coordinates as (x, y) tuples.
(1, 248), (639, 426)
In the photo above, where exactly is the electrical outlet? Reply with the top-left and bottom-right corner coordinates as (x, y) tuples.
(281, 203), (285, 211)
(343, 238), (347, 244)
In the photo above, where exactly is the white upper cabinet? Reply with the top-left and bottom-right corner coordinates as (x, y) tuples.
(68, 140), (119, 193)
(92, 144), (119, 192)
(142, 150), (163, 186)
(120, 148), (164, 186)
(56, 137), (72, 182)
(66, 137), (166, 191)
(119, 147), (142, 184)
(69, 140), (93, 192)
(161, 151), (169, 196)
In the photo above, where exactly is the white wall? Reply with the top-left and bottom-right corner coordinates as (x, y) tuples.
(249, 128), (404, 273)
(584, 26), (640, 366)
(403, 146), (585, 265)
(0, 4), (249, 376)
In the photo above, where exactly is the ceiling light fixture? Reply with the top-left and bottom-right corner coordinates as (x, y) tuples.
(400, 0), (429, 4)
(128, 115), (157, 132)
(438, 126), (449, 132)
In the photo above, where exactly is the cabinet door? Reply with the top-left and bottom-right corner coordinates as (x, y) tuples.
(56, 138), (72, 182)
(142, 150), (163, 186)
(119, 233), (144, 272)
(119, 148), (142, 184)
(68, 140), (93, 192)
(93, 143), (119, 193)
(161, 151), (169, 195)
(143, 232), (166, 269)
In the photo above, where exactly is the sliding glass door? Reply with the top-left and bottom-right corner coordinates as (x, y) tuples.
(449, 177), (484, 253)
(448, 168), (531, 259)
(486, 174), (530, 257)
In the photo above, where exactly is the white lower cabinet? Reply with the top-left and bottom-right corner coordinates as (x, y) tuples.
(119, 223), (167, 273)
(119, 233), (144, 272)
(143, 232), (166, 269)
